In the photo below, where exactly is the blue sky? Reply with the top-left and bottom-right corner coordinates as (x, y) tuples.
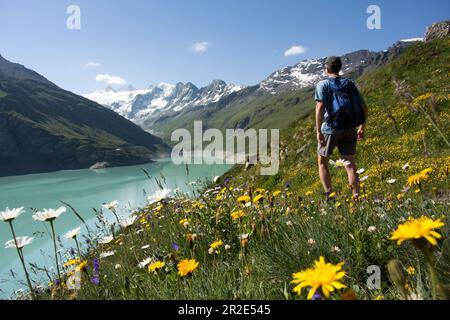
(0, 0), (448, 94)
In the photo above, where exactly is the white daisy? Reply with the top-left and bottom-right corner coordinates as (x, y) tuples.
(102, 200), (118, 210)
(99, 251), (115, 259)
(368, 226), (377, 233)
(360, 175), (369, 182)
(0, 207), (25, 222)
(120, 215), (138, 228)
(402, 163), (410, 170)
(147, 188), (171, 205)
(356, 168), (365, 174)
(5, 236), (34, 249)
(213, 176), (220, 183)
(32, 207), (66, 222)
(138, 257), (152, 268)
(64, 227), (81, 240)
(386, 179), (396, 184)
(98, 235), (114, 244)
(329, 159), (351, 168)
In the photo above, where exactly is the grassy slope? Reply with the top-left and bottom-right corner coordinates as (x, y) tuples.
(37, 39), (449, 301)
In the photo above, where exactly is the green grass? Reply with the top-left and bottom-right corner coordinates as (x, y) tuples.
(13, 38), (450, 301)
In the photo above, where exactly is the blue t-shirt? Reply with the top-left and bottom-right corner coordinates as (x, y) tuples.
(315, 77), (362, 134)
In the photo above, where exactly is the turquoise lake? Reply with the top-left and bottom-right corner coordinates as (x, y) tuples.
(0, 160), (232, 298)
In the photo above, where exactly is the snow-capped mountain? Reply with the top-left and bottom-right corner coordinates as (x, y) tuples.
(258, 39), (422, 94)
(84, 80), (244, 123)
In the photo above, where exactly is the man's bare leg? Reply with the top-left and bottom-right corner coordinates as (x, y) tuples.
(318, 155), (332, 194)
(342, 154), (360, 196)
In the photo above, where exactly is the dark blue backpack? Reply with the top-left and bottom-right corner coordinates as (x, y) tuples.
(326, 79), (366, 130)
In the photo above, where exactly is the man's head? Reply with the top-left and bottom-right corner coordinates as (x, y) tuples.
(325, 56), (342, 75)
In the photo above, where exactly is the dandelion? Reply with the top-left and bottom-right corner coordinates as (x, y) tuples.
(273, 190), (282, 197)
(253, 194), (264, 204)
(64, 259), (81, 268)
(209, 240), (224, 254)
(231, 210), (246, 221)
(391, 216), (444, 246)
(254, 188), (265, 195)
(237, 195), (251, 205)
(75, 260), (88, 272)
(391, 216), (447, 299)
(407, 168), (433, 187)
(147, 189), (171, 205)
(148, 261), (165, 273)
(406, 266), (415, 275)
(305, 191), (313, 197)
(329, 159), (351, 168)
(177, 259), (199, 277)
(291, 256), (346, 300)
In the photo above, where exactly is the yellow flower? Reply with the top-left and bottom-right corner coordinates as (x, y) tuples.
(253, 194), (264, 204)
(179, 218), (190, 225)
(407, 168), (433, 187)
(75, 260), (88, 272)
(374, 295), (384, 300)
(414, 93), (433, 103)
(177, 259), (199, 277)
(254, 188), (265, 195)
(328, 192), (336, 199)
(406, 266), (415, 275)
(391, 216), (444, 246)
(237, 195), (251, 204)
(291, 256), (347, 300)
(305, 191), (313, 197)
(148, 261), (165, 273)
(192, 202), (205, 209)
(210, 240), (224, 249)
(231, 210), (246, 221)
(273, 190), (282, 197)
(64, 259), (81, 268)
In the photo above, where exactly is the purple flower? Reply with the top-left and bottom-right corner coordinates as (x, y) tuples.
(284, 182), (290, 189)
(91, 276), (100, 285)
(171, 243), (180, 251)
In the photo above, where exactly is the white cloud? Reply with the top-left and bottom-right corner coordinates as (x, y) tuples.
(96, 74), (127, 86)
(85, 62), (101, 68)
(284, 45), (307, 57)
(190, 41), (209, 54)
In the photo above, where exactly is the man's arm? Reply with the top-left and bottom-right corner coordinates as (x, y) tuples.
(357, 93), (369, 141)
(316, 101), (325, 146)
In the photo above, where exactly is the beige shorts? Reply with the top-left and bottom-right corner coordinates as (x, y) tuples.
(318, 129), (357, 157)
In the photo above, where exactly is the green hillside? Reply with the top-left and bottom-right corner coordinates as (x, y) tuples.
(0, 77), (169, 177)
(14, 38), (449, 301)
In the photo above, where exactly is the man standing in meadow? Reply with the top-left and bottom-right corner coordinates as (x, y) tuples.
(315, 56), (368, 199)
